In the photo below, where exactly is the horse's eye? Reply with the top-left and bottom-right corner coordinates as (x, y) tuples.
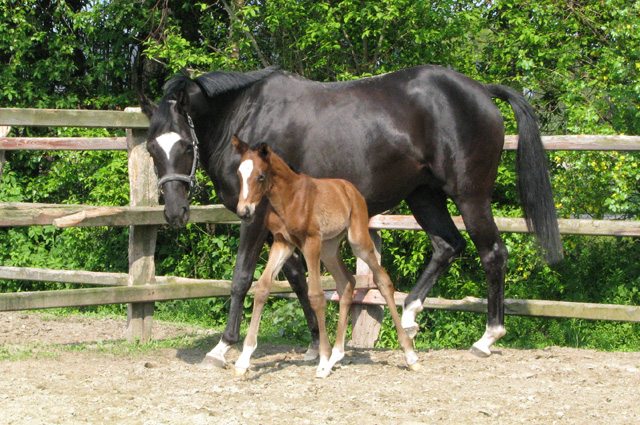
(257, 174), (265, 183)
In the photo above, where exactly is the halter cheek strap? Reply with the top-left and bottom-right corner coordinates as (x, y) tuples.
(157, 113), (200, 198)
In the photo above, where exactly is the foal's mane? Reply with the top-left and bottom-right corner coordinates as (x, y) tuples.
(163, 66), (279, 99)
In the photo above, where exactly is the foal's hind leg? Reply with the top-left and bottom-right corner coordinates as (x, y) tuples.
(234, 239), (294, 376)
(348, 209), (420, 370)
(320, 236), (356, 372)
(281, 252), (320, 361)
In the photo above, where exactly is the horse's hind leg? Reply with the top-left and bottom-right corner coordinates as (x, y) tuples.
(347, 208), (420, 370)
(234, 239), (294, 376)
(402, 187), (467, 339)
(456, 198), (508, 357)
(320, 237), (355, 371)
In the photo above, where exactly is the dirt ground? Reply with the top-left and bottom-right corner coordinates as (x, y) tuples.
(1, 311), (639, 425)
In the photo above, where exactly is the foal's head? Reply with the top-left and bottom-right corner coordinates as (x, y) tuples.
(232, 135), (272, 221)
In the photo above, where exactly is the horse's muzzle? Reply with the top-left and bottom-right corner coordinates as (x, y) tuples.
(164, 205), (190, 228)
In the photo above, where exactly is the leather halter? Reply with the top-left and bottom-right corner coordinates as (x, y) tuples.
(157, 108), (199, 198)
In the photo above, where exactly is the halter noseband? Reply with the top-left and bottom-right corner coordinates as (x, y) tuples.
(157, 109), (200, 198)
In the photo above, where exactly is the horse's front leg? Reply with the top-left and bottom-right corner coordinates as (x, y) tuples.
(203, 217), (269, 368)
(234, 239), (294, 376)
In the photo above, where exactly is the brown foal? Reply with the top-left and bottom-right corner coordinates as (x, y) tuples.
(232, 135), (420, 378)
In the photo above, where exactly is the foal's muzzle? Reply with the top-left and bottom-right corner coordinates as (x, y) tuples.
(237, 203), (256, 221)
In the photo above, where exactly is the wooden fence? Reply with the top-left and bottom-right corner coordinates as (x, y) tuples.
(1, 107), (640, 346)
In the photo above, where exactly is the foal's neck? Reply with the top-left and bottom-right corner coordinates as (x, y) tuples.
(265, 154), (305, 217)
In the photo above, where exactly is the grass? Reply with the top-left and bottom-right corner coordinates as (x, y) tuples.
(0, 332), (211, 362)
(4, 276), (640, 364)
(0, 307), (223, 362)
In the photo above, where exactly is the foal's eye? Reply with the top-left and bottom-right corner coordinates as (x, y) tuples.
(257, 174), (265, 183)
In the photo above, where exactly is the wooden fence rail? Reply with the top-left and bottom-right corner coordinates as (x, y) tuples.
(1, 107), (640, 346)
(3, 134), (640, 152)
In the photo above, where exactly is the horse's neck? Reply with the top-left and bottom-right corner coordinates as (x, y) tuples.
(266, 155), (304, 218)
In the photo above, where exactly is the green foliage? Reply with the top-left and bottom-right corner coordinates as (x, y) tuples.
(468, 0), (640, 135)
(1, 0), (640, 352)
(552, 151), (640, 219)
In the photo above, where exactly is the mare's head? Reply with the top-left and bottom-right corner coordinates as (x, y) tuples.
(232, 135), (272, 221)
(138, 77), (199, 227)
(137, 66), (280, 226)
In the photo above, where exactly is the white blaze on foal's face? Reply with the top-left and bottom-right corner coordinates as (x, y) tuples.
(155, 132), (182, 161)
(238, 159), (254, 200)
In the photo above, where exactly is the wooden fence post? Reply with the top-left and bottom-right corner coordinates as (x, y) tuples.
(0, 126), (10, 183)
(125, 108), (157, 343)
(350, 230), (384, 347)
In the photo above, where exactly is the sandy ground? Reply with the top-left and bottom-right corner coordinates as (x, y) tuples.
(1, 311), (639, 425)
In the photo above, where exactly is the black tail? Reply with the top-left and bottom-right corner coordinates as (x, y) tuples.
(486, 84), (563, 263)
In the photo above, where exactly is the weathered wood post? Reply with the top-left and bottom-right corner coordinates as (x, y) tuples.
(0, 126), (10, 183)
(125, 107), (157, 343)
(350, 230), (384, 347)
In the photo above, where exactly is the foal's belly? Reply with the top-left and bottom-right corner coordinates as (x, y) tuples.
(314, 192), (352, 240)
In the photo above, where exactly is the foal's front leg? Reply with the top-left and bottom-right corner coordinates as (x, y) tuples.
(234, 239), (294, 376)
(204, 219), (269, 368)
(302, 237), (332, 378)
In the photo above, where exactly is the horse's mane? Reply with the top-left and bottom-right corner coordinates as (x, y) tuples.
(195, 66), (279, 97)
(170, 66), (279, 99)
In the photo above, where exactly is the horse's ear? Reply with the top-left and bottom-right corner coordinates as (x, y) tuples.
(232, 135), (248, 155)
(137, 91), (157, 119)
(176, 89), (190, 114)
(258, 143), (271, 160)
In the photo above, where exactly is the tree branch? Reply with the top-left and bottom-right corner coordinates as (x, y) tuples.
(221, 0), (270, 68)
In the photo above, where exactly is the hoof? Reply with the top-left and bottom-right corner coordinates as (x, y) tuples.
(469, 345), (491, 358)
(234, 367), (248, 377)
(304, 347), (319, 361)
(403, 325), (419, 339)
(201, 354), (227, 369)
(315, 369), (331, 379)
(408, 361), (422, 372)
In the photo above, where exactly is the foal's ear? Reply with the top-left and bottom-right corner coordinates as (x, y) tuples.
(258, 143), (271, 160)
(232, 135), (249, 155)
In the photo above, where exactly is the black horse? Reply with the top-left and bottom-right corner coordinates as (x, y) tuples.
(138, 65), (562, 366)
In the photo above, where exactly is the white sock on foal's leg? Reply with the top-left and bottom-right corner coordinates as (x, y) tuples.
(316, 355), (332, 379)
(234, 343), (257, 376)
(327, 347), (345, 370)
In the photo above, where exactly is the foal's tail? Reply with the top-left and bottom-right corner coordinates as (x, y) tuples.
(486, 84), (563, 263)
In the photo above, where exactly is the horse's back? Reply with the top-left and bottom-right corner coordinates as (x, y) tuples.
(235, 66), (507, 211)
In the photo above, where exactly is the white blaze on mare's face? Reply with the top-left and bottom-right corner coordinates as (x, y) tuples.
(155, 132), (182, 161)
(238, 159), (254, 199)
